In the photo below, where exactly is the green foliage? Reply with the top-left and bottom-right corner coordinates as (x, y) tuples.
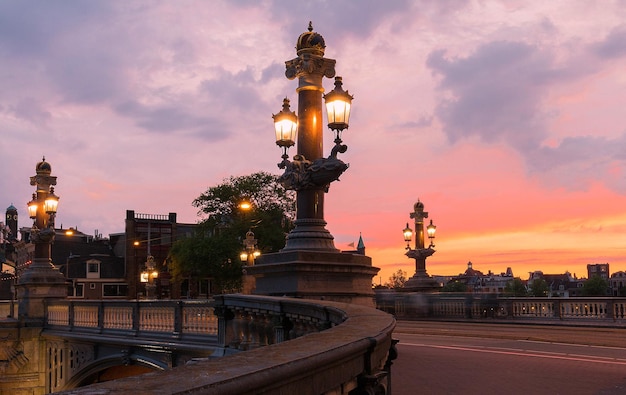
(168, 172), (295, 295)
(441, 280), (468, 293)
(528, 278), (549, 297)
(193, 172), (295, 253)
(384, 269), (407, 289)
(168, 224), (243, 293)
(504, 278), (528, 296)
(581, 275), (609, 296)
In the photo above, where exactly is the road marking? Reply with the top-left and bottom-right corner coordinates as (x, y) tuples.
(400, 342), (626, 366)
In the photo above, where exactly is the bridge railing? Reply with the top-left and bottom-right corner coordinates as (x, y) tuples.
(377, 292), (626, 324)
(53, 295), (397, 395)
(45, 299), (218, 345)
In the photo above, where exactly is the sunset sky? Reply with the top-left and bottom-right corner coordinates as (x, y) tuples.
(2, 1), (626, 283)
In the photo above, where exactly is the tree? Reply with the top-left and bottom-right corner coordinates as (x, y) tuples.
(385, 269), (407, 289)
(504, 278), (527, 296)
(581, 275), (609, 296)
(441, 280), (468, 293)
(528, 278), (549, 297)
(168, 172), (295, 295)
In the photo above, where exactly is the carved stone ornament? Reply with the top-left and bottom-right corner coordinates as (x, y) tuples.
(279, 153), (348, 192)
(285, 55), (336, 82)
(29, 226), (55, 244)
(0, 341), (29, 374)
(405, 247), (436, 260)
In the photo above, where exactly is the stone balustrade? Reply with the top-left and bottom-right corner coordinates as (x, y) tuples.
(379, 292), (626, 324)
(52, 295), (397, 395)
(45, 299), (218, 342)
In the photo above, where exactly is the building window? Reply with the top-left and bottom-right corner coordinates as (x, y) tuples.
(86, 259), (101, 279)
(69, 283), (84, 298)
(103, 284), (128, 297)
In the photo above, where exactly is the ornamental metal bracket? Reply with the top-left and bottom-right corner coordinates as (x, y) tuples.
(405, 247), (436, 260)
(278, 142), (349, 192)
(30, 226), (55, 244)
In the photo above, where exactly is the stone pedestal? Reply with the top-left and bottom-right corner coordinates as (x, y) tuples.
(248, 250), (379, 307)
(401, 274), (441, 293)
(16, 259), (67, 322)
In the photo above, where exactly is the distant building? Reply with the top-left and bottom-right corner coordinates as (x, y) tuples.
(527, 271), (583, 297)
(8, 209), (199, 300)
(447, 262), (514, 294)
(57, 228), (125, 299)
(609, 271), (626, 296)
(587, 263), (609, 280)
(124, 210), (198, 299)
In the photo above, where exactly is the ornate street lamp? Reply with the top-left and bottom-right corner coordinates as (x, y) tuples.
(250, 22), (379, 308)
(401, 199), (441, 291)
(16, 157), (67, 320)
(272, 21), (353, 251)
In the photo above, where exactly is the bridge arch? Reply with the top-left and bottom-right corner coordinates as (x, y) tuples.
(61, 352), (166, 391)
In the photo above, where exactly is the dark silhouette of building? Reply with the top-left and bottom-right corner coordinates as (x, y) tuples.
(5, 204), (18, 241)
(587, 263), (609, 280)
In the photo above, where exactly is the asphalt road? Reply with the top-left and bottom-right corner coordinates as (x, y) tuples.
(391, 321), (626, 395)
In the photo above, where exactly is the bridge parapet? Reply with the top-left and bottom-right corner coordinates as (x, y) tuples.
(379, 292), (626, 324)
(46, 299), (218, 340)
(53, 295), (396, 395)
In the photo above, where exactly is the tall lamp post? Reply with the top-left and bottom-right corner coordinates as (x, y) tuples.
(273, 21), (353, 251)
(16, 157), (67, 320)
(249, 23), (379, 306)
(401, 199), (441, 292)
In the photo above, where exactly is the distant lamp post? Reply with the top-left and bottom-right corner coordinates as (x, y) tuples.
(240, 229), (260, 294)
(141, 255), (158, 299)
(240, 230), (260, 266)
(401, 199), (441, 292)
(16, 157), (67, 320)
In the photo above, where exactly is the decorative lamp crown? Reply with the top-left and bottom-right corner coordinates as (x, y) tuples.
(296, 21), (326, 56)
(36, 156), (52, 175)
